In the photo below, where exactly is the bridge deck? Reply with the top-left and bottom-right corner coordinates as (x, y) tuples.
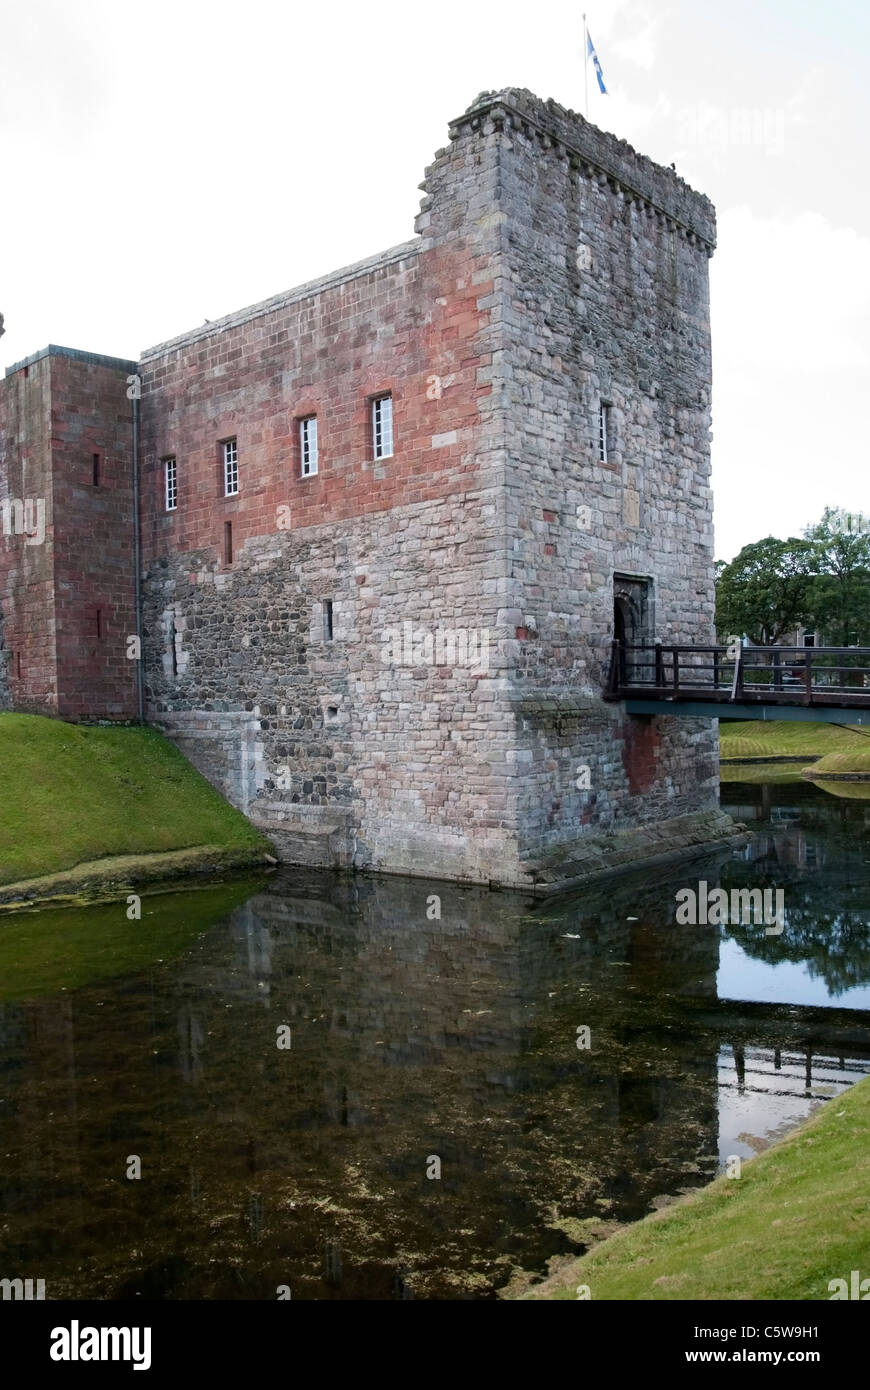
(606, 642), (870, 718)
(621, 700), (870, 725)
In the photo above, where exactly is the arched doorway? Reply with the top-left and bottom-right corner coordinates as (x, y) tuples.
(613, 576), (652, 682)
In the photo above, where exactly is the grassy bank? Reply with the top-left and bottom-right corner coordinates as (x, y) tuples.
(719, 761), (805, 784)
(518, 1076), (870, 1301)
(810, 780), (870, 800)
(0, 876), (265, 1002)
(719, 719), (869, 762)
(804, 746), (870, 779)
(0, 713), (268, 887)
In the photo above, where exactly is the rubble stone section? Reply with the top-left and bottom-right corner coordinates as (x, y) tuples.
(0, 89), (737, 887)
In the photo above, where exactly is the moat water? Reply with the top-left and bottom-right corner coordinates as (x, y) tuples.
(1, 780), (869, 1299)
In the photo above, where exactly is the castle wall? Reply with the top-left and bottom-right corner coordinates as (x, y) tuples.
(138, 131), (520, 881)
(49, 354), (138, 719)
(0, 350), (138, 720)
(474, 91), (721, 867)
(0, 614), (9, 710)
(0, 356), (57, 712)
(0, 90), (736, 887)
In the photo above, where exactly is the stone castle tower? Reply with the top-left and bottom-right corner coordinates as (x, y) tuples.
(0, 89), (740, 888)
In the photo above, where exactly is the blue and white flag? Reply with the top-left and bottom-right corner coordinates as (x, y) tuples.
(587, 29), (607, 93)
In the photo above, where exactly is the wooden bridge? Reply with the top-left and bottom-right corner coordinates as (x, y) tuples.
(605, 642), (870, 725)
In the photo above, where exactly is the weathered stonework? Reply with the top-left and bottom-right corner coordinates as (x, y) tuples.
(0, 89), (738, 888)
(0, 348), (138, 718)
(0, 618), (10, 709)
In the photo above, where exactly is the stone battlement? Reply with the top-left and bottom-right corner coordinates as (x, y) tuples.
(451, 87), (716, 248)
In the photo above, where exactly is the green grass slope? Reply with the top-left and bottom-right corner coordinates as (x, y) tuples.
(522, 1078), (870, 1301)
(719, 720), (869, 761)
(804, 747), (870, 778)
(810, 781), (870, 800)
(719, 762), (805, 784)
(0, 877), (264, 1002)
(0, 713), (265, 886)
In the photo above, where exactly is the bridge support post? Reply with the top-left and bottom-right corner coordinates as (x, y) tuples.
(731, 650), (744, 701)
(804, 650), (813, 705)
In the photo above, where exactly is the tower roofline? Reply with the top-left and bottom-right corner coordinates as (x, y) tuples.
(451, 88), (716, 250)
(4, 344), (138, 378)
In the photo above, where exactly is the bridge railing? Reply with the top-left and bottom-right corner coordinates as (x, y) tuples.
(605, 642), (870, 708)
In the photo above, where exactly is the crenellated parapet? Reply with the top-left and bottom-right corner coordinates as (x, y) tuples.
(440, 87), (716, 253)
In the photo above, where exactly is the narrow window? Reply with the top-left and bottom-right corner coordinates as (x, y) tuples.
(95, 608), (102, 639)
(323, 599), (333, 642)
(598, 405), (609, 463)
(223, 438), (239, 496)
(300, 416), (318, 477)
(16, 652), (22, 679)
(372, 395), (394, 460)
(93, 453), (101, 487)
(164, 456), (177, 511)
(224, 520), (233, 564)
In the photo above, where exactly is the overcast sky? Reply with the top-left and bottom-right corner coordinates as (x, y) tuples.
(2, 0), (867, 562)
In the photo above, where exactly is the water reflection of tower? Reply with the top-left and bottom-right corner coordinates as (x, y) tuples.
(231, 901), (273, 1004)
(578, 893), (721, 1192)
(177, 1005), (204, 1084)
(738, 824), (822, 870)
(1, 995), (87, 1245)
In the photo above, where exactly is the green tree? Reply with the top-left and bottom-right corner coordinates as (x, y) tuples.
(803, 507), (870, 646)
(715, 536), (814, 644)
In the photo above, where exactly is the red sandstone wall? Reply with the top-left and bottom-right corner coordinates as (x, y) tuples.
(50, 357), (138, 719)
(0, 357), (57, 712)
(138, 241), (495, 566)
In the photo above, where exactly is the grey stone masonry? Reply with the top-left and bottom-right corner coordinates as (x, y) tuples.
(467, 89), (722, 872)
(136, 87), (738, 887)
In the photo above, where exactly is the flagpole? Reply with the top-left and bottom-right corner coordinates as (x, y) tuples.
(583, 13), (588, 118)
